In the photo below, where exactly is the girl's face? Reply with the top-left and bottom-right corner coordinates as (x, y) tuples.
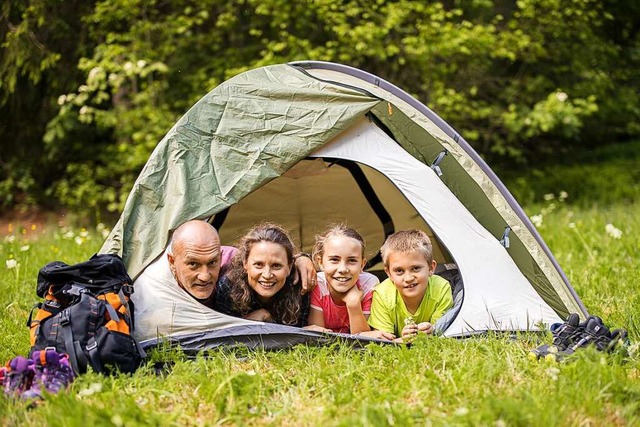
(244, 241), (291, 303)
(318, 235), (365, 294)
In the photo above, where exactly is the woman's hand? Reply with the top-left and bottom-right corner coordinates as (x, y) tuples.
(292, 255), (317, 295)
(244, 308), (273, 322)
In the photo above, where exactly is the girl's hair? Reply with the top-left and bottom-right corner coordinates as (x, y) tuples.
(312, 224), (366, 268)
(380, 229), (433, 266)
(225, 222), (302, 325)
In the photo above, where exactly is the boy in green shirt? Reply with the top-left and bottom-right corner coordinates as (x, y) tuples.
(368, 230), (453, 342)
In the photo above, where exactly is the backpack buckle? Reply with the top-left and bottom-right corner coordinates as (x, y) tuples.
(59, 309), (71, 326)
(86, 338), (98, 351)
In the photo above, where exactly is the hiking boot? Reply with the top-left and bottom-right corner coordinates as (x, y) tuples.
(3, 356), (35, 398)
(529, 313), (583, 359)
(550, 313), (583, 350)
(21, 349), (74, 399)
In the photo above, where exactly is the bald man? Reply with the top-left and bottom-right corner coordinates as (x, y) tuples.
(166, 220), (224, 307)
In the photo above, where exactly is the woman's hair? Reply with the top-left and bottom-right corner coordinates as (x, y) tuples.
(225, 222), (302, 325)
(312, 224), (366, 269)
(380, 229), (433, 266)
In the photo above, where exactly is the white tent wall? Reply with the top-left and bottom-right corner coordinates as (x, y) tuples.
(309, 118), (561, 335)
(293, 62), (586, 319)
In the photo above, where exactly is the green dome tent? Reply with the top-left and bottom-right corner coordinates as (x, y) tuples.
(100, 61), (587, 351)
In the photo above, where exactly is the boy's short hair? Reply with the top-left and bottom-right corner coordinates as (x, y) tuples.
(380, 229), (433, 266)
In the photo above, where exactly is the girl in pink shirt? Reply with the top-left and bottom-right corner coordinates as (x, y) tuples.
(307, 225), (379, 334)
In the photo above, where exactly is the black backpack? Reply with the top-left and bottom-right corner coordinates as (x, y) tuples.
(27, 254), (146, 375)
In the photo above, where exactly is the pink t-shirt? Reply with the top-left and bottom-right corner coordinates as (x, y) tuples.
(220, 245), (237, 268)
(310, 272), (379, 334)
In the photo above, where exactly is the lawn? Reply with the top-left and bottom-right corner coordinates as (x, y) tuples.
(1, 198), (639, 426)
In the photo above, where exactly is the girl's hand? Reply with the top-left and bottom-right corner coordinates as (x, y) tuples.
(244, 308), (273, 322)
(358, 330), (396, 341)
(342, 284), (363, 308)
(303, 324), (332, 333)
(417, 322), (435, 334)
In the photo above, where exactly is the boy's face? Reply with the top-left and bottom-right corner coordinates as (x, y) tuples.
(384, 250), (436, 303)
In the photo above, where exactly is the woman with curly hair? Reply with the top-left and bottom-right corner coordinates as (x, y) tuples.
(213, 223), (310, 327)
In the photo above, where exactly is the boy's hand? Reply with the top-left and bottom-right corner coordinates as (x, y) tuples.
(417, 322), (435, 334)
(342, 284), (363, 308)
(401, 323), (418, 341)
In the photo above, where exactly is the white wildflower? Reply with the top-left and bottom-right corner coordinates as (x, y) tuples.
(545, 366), (560, 381)
(75, 236), (84, 245)
(559, 191), (568, 201)
(77, 382), (103, 398)
(19, 245), (30, 252)
(6, 259), (18, 269)
(80, 229), (89, 238)
(78, 84), (89, 92)
(605, 223), (622, 239)
(123, 62), (133, 72)
(63, 230), (75, 239)
(454, 407), (469, 416)
(57, 94), (67, 105)
(101, 229), (110, 239)
(543, 193), (555, 201)
(79, 105), (89, 115)
(96, 223), (105, 232)
(3, 235), (15, 243)
(530, 214), (543, 227)
(137, 59), (147, 68)
(568, 222), (576, 229)
(556, 92), (568, 102)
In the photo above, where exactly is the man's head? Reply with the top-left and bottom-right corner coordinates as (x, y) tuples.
(381, 230), (436, 304)
(167, 220), (221, 302)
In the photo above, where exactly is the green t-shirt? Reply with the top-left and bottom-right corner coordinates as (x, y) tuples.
(368, 275), (453, 336)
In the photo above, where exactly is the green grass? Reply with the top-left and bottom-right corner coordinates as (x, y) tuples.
(1, 203), (639, 426)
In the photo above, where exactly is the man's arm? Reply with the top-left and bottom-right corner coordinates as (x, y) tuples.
(292, 253), (316, 295)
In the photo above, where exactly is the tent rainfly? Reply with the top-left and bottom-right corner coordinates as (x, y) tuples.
(100, 61), (588, 351)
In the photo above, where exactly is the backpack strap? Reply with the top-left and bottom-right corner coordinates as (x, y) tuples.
(85, 337), (104, 374)
(58, 308), (81, 375)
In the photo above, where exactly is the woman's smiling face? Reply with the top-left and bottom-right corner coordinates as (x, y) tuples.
(244, 241), (291, 303)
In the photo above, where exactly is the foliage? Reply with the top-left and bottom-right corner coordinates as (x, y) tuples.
(1, 0), (639, 216)
(503, 139), (640, 206)
(1, 201), (639, 425)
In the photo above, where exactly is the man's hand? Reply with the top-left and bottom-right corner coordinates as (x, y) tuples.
(292, 255), (316, 295)
(358, 330), (396, 341)
(244, 308), (273, 322)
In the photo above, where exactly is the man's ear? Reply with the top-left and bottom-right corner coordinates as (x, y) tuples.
(167, 252), (175, 270)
